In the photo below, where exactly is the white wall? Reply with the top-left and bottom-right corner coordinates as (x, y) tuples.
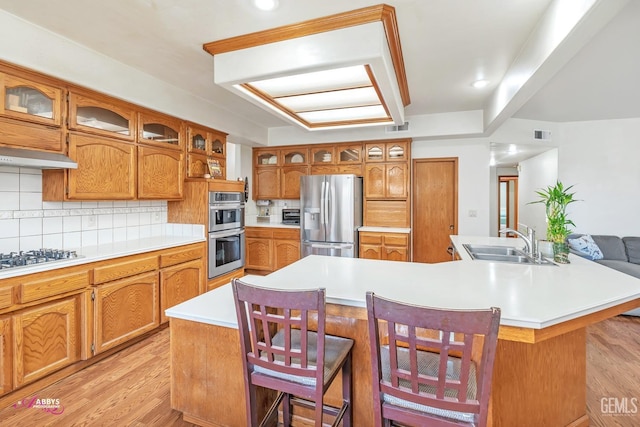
(412, 140), (491, 236)
(517, 149), (559, 239)
(558, 118), (640, 236)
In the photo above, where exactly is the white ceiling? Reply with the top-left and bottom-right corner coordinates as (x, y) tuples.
(0, 0), (638, 166)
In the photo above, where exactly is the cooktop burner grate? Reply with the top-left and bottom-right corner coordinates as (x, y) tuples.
(0, 249), (82, 270)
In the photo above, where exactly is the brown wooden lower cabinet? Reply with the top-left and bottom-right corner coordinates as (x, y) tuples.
(359, 231), (410, 261)
(93, 271), (159, 355)
(245, 227), (300, 274)
(13, 293), (84, 387)
(0, 242), (205, 401)
(0, 316), (12, 395)
(160, 259), (203, 324)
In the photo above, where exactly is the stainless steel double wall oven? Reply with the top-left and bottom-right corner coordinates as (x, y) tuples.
(208, 191), (245, 279)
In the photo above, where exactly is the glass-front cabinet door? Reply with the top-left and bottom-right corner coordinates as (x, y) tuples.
(1, 73), (63, 127)
(282, 147), (308, 165)
(387, 141), (408, 161)
(365, 143), (385, 162)
(255, 150), (279, 167)
(68, 91), (136, 141)
(336, 143), (362, 164)
(187, 125), (209, 154)
(210, 131), (226, 158)
(311, 146), (334, 164)
(138, 111), (182, 150)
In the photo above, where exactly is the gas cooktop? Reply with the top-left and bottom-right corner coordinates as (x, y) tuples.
(0, 249), (82, 270)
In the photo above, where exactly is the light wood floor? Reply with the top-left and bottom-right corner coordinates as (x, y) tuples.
(0, 316), (638, 426)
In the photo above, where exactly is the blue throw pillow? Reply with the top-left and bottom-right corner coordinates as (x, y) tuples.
(567, 235), (604, 260)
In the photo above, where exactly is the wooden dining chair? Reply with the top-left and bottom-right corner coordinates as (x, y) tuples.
(232, 278), (354, 427)
(366, 291), (501, 427)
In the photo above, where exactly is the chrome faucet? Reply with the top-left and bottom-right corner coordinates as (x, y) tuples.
(499, 225), (536, 257)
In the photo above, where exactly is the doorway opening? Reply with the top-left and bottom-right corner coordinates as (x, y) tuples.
(498, 176), (518, 236)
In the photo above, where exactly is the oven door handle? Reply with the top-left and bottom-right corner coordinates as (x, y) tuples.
(209, 204), (244, 210)
(209, 229), (245, 239)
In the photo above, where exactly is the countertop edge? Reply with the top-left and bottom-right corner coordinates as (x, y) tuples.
(0, 234), (205, 280)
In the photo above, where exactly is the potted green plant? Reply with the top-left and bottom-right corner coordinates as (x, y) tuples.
(530, 181), (578, 263)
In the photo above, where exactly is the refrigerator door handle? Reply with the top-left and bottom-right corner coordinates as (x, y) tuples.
(310, 243), (352, 249)
(320, 180), (326, 225)
(325, 179), (330, 225)
(329, 182), (336, 228)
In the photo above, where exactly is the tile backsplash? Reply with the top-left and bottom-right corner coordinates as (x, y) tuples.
(0, 166), (169, 253)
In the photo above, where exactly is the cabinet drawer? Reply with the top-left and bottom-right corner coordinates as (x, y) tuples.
(0, 286), (12, 310)
(360, 233), (383, 245)
(384, 234), (409, 246)
(93, 256), (158, 285)
(246, 227), (273, 239)
(160, 246), (203, 268)
(272, 228), (299, 240)
(18, 271), (89, 304)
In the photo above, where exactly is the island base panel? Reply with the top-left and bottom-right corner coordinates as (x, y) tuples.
(170, 313), (374, 426)
(490, 328), (587, 427)
(171, 319), (276, 427)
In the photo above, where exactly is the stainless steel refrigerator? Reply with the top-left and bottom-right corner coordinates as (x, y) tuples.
(300, 174), (363, 258)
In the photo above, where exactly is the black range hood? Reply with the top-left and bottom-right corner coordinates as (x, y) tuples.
(0, 147), (77, 169)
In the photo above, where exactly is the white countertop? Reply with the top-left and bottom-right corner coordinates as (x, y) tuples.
(0, 234), (205, 280)
(166, 236), (640, 331)
(245, 216), (299, 229)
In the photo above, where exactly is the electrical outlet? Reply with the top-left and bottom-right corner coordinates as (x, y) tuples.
(153, 212), (161, 222)
(468, 210), (477, 218)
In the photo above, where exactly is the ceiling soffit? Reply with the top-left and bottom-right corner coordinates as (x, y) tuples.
(203, 4), (410, 131)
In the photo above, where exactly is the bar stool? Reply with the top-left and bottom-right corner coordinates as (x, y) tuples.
(366, 291), (501, 427)
(232, 278), (353, 427)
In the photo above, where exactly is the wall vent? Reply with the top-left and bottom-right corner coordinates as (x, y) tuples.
(533, 129), (551, 140)
(386, 121), (409, 133)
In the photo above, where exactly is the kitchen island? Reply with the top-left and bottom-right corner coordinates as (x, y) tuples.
(167, 239), (640, 426)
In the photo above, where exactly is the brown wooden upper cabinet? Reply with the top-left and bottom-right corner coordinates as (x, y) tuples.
(337, 143), (363, 164)
(255, 149), (280, 167)
(68, 91), (136, 141)
(67, 133), (136, 200)
(138, 110), (183, 150)
(210, 131), (226, 159)
(281, 147), (309, 165)
(0, 72), (64, 128)
(310, 146), (334, 166)
(310, 143), (363, 175)
(138, 145), (183, 199)
(185, 124), (226, 179)
(187, 125), (209, 154)
(365, 140), (408, 162)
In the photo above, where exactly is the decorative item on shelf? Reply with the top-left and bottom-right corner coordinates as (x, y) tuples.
(530, 181), (579, 264)
(207, 158), (223, 178)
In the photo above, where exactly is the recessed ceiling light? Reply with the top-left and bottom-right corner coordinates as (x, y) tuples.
(472, 79), (490, 89)
(253, 0), (279, 11)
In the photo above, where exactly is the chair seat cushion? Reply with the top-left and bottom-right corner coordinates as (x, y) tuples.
(380, 345), (477, 423)
(254, 329), (353, 387)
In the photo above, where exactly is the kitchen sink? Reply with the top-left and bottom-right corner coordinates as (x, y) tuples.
(462, 244), (556, 266)
(463, 245), (523, 256)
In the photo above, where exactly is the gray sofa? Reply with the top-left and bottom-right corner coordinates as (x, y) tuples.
(568, 234), (640, 316)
